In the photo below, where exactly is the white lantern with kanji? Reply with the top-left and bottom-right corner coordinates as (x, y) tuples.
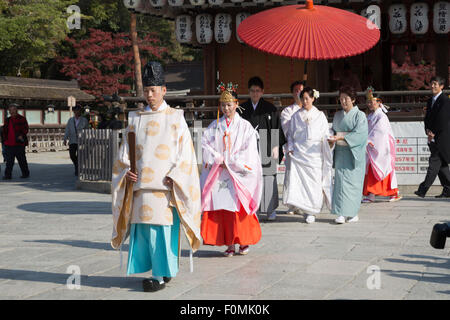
(209, 0), (224, 5)
(389, 4), (408, 34)
(236, 12), (250, 43)
(361, 5), (381, 30)
(410, 3), (429, 35)
(168, 0), (184, 5)
(190, 0), (205, 5)
(175, 15), (193, 44)
(149, 0), (167, 7)
(215, 13), (232, 44)
(123, 0), (142, 11)
(433, 2), (450, 34)
(196, 14), (213, 44)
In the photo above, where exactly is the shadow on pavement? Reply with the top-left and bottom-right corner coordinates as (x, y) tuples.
(0, 268), (144, 292)
(24, 239), (128, 252)
(1, 163), (79, 193)
(382, 254), (450, 293)
(17, 201), (111, 214)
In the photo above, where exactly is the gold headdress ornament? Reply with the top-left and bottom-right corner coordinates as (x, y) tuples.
(216, 81), (239, 124)
(366, 86), (389, 113)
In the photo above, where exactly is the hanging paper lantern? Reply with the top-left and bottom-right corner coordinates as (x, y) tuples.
(410, 3), (429, 35)
(215, 13), (232, 44)
(393, 45), (407, 66)
(123, 0), (142, 11)
(175, 15), (193, 44)
(389, 4), (408, 34)
(149, 0), (167, 7)
(196, 14), (213, 44)
(190, 0), (205, 5)
(209, 0), (224, 5)
(168, 0), (184, 5)
(433, 2), (450, 34)
(236, 12), (250, 43)
(361, 5), (381, 30)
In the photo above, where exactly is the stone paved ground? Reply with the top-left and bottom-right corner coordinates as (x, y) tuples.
(0, 151), (449, 300)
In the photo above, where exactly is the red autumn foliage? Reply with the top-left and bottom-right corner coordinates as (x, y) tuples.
(57, 28), (166, 98)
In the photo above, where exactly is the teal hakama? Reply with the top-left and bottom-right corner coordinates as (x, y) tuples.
(331, 106), (368, 218)
(127, 207), (180, 277)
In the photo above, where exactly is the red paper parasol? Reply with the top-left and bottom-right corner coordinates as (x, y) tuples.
(237, 0), (380, 61)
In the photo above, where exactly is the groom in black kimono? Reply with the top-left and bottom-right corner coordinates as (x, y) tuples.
(240, 76), (286, 221)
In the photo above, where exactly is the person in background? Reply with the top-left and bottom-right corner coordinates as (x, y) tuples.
(241, 76), (285, 221)
(2, 103), (30, 180)
(362, 88), (402, 203)
(415, 76), (450, 198)
(63, 105), (90, 176)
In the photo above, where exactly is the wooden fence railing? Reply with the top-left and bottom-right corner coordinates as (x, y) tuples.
(26, 128), (66, 153)
(78, 129), (122, 182)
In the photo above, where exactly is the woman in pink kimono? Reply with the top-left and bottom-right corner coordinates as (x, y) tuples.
(363, 89), (402, 202)
(200, 82), (263, 257)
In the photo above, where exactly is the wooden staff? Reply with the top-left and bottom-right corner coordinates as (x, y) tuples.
(128, 132), (136, 175)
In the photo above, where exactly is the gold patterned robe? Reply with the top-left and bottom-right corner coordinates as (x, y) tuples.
(111, 101), (202, 252)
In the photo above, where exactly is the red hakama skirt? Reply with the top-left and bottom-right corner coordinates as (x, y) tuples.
(201, 204), (261, 246)
(363, 164), (398, 196)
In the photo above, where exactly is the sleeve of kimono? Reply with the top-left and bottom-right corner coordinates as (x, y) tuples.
(320, 114), (334, 209)
(110, 123), (133, 250)
(166, 115), (202, 252)
(201, 125), (223, 165)
(343, 111), (368, 161)
(227, 128), (259, 174)
(287, 114), (295, 153)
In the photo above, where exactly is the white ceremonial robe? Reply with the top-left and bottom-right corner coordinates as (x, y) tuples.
(200, 113), (263, 216)
(283, 106), (333, 214)
(366, 107), (398, 189)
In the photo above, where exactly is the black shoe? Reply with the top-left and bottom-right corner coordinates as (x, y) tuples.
(414, 190), (425, 198)
(20, 174), (29, 179)
(2, 176), (11, 180)
(435, 193), (450, 198)
(163, 277), (172, 283)
(142, 278), (165, 292)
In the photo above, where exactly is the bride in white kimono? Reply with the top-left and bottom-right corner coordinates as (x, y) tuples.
(283, 87), (333, 224)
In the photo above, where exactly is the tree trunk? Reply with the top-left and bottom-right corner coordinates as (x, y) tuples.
(131, 13), (143, 97)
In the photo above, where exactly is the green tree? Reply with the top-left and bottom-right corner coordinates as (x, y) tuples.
(0, 0), (73, 76)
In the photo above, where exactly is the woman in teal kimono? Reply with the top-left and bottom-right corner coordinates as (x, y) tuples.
(328, 86), (368, 224)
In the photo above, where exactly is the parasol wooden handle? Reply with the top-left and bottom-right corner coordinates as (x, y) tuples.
(128, 132), (136, 174)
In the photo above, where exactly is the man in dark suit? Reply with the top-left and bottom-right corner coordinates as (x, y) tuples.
(240, 76), (286, 220)
(415, 76), (450, 198)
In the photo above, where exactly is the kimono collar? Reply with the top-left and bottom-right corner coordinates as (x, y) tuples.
(299, 105), (320, 122)
(141, 100), (168, 114)
(219, 112), (241, 131)
(344, 105), (359, 115)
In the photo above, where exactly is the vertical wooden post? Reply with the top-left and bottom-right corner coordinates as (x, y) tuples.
(131, 13), (143, 98)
